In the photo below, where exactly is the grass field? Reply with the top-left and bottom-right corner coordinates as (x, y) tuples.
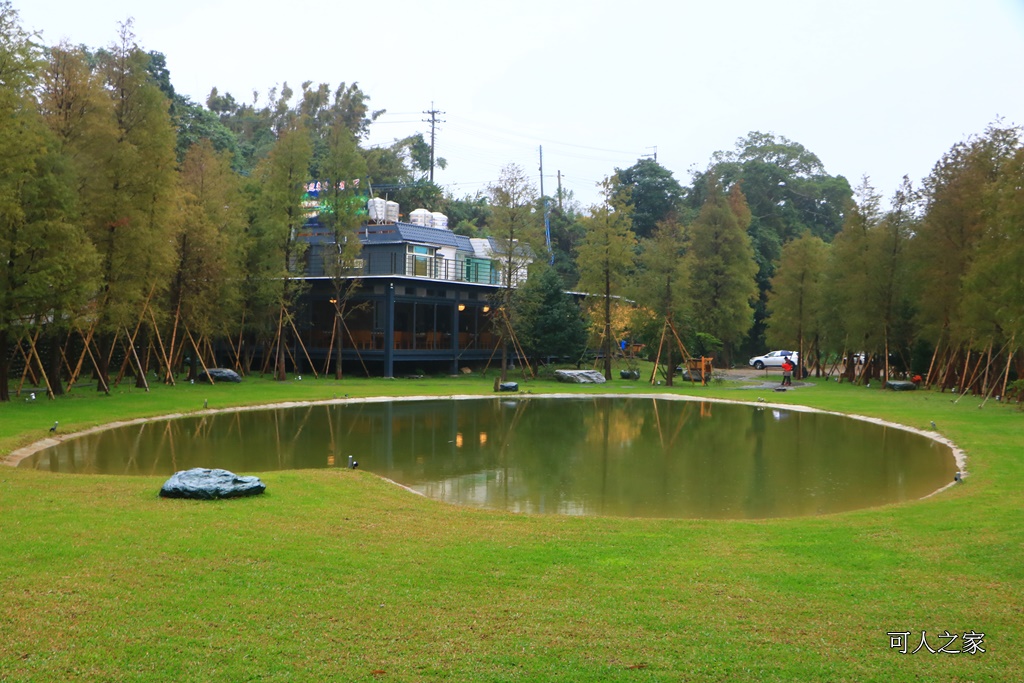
(1, 365), (1021, 682)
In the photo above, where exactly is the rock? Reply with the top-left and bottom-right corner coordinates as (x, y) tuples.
(159, 468), (265, 500)
(195, 368), (242, 383)
(499, 382), (519, 392)
(554, 369), (607, 384)
(885, 380), (918, 391)
(620, 369), (640, 380)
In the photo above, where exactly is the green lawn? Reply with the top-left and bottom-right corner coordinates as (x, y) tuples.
(1, 366), (1020, 682)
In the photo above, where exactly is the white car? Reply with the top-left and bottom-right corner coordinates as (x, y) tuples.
(749, 350), (798, 370)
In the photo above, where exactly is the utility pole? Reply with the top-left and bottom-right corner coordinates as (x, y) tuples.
(539, 146), (552, 264)
(643, 145), (658, 162)
(422, 103), (445, 182)
(557, 170), (563, 212)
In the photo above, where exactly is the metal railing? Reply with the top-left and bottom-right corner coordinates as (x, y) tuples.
(305, 244), (515, 286)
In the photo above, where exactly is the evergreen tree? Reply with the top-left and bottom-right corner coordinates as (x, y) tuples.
(612, 158), (684, 240)
(59, 22), (179, 390)
(913, 124), (1021, 348)
(821, 177), (879, 378)
(487, 163), (542, 381)
(0, 3), (99, 400)
(576, 177), (636, 379)
(765, 232), (828, 376)
(513, 267), (588, 368)
(960, 140), (1024, 355)
(633, 218), (689, 384)
(170, 140), (247, 379)
(870, 177), (919, 381)
(688, 132), (851, 354)
(247, 119), (313, 380)
(686, 182), (758, 366)
(317, 120), (368, 378)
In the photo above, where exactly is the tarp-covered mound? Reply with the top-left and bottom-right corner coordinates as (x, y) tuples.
(159, 468), (266, 500)
(554, 369), (607, 384)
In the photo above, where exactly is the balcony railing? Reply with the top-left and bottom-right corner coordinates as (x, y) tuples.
(307, 248), (502, 285)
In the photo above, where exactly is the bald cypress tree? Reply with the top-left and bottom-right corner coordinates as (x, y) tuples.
(911, 125), (1020, 348)
(317, 121), (368, 378)
(487, 164), (542, 382)
(577, 177), (636, 380)
(0, 3), (98, 400)
(246, 119), (313, 380)
(169, 140), (247, 379)
(40, 24), (178, 390)
(765, 232), (828, 376)
(633, 218), (689, 384)
(686, 181), (758, 366)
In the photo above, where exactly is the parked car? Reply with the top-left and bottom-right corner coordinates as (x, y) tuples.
(748, 350), (798, 370)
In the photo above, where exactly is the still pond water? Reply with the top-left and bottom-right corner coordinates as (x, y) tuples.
(23, 397), (957, 519)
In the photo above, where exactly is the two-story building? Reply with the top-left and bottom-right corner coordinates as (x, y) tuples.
(293, 196), (530, 377)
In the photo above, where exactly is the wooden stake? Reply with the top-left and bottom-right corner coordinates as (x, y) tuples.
(16, 336), (37, 394)
(80, 330), (109, 395)
(234, 309), (246, 373)
(148, 310), (174, 386)
(924, 334), (944, 388)
(66, 323), (98, 392)
(998, 338), (1016, 399)
(185, 328), (215, 385)
(287, 313), (319, 379)
(165, 301), (181, 383)
(339, 315), (371, 378)
(124, 326), (149, 391)
(322, 314), (337, 376)
(649, 319), (668, 385)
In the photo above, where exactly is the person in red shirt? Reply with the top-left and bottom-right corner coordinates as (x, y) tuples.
(781, 358), (793, 386)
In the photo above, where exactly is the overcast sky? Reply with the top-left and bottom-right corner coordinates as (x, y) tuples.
(16, 0), (1024, 210)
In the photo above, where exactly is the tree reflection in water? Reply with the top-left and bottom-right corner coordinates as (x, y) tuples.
(24, 398), (957, 519)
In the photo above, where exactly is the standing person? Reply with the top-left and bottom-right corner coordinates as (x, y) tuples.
(782, 357), (793, 386)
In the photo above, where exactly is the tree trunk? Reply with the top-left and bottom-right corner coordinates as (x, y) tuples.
(334, 313), (344, 380)
(47, 329), (65, 396)
(135, 328), (150, 389)
(665, 336), (674, 387)
(95, 333), (111, 394)
(500, 339), (508, 383)
(0, 329), (10, 402)
(276, 334), (286, 381)
(603, 268), (612, 381)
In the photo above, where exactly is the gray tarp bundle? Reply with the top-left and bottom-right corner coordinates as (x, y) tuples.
(160, 468), (266, 499)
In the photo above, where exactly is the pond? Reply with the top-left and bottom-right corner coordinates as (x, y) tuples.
(21, 397), (958, 519)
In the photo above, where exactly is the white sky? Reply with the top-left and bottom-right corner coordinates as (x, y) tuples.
(17, 0), (1024, 210)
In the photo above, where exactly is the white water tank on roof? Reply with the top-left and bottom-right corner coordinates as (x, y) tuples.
(410, 208), (432, 226)
(431, 212), (448, 228)
(385, 201), (400, 223)
(367, 197), (386, 222)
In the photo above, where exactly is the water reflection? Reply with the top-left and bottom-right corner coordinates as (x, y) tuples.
(23, 397), (957, 519)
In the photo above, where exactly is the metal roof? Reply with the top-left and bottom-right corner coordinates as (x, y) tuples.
(359, 222), (473, 251)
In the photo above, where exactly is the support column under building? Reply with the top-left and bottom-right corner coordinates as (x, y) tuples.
(384, 282), (395, 378)
(451, 297), (460, 375)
